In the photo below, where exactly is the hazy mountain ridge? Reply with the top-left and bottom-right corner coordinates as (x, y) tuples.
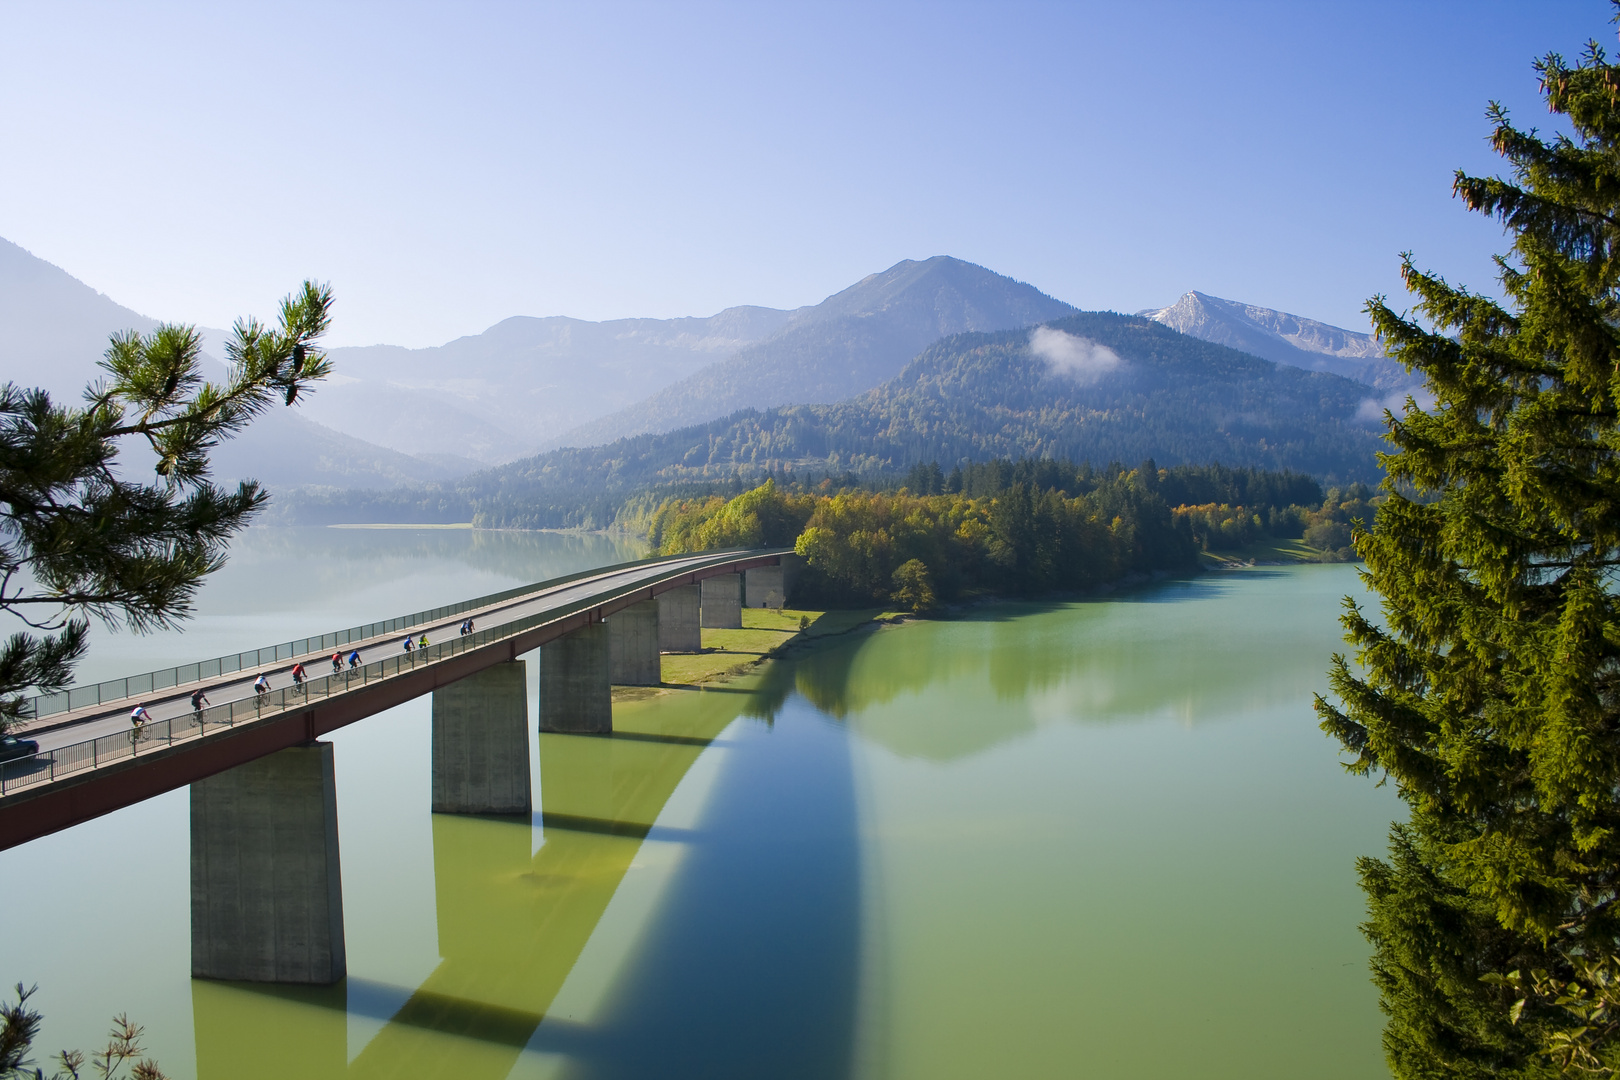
(1140, 290), (1416, 391)
(0, 237), (463, 490)
(209, 410), (479, 489)
(304, 305), (798, 462)
(0, 237), (160, 402)
(548, 256), (1079, 449)
(278, 312), (1384, 528)
(3, 234), (1402, 520)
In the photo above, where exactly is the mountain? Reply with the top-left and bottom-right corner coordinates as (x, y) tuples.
(279, 311), (1385, 528)
(549, 256), (1078, 449)
(0, 236), (160, 401)
(295, 305), (796, 463)
(0, 237), (463, 489)
(201, 255), (1070, 465)
(207, 410), (477, 490)
(1140, 290), (1415, 391)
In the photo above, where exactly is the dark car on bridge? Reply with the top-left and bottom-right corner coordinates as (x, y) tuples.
(0, 734), (39, 763)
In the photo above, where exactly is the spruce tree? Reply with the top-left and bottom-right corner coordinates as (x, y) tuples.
(1318, 30), (1620, 1078)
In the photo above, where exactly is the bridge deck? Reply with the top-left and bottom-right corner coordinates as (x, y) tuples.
(0, 548), (786, 850)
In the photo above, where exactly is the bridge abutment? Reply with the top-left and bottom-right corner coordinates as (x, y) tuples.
(540, 621), (612, 734)
(432, 660), (531, 814)
(657, 585), (701, 653)
(190, 741), (346, 984)
(700, 573), (743, 629)
(609, 599), (661, 686)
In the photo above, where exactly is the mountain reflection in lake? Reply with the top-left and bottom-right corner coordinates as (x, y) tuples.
(0, 532), (1397, 1080)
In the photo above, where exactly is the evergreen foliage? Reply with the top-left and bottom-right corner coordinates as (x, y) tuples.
(1, 983), (167, 1079)
(0, 283), (332, 726)
(1315, 32), (1620, 1077)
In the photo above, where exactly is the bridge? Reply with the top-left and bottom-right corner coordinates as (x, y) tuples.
(0, 547), (794, 985)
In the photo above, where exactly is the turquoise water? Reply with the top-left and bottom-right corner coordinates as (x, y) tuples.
(0, 531), (1397, 1078)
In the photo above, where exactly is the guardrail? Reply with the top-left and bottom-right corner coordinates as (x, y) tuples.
(0, 549), (774, 798)
(22, 549), (746, 721)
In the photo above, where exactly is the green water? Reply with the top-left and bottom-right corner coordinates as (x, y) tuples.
(0, 531), (1397, 1079)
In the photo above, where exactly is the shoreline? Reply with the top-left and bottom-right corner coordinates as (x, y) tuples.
(614, 607), (905, 701)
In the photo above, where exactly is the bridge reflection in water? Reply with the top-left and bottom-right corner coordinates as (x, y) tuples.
(187, 655), (862, 1080)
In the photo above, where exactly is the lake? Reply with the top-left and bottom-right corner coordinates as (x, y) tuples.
(0, 527), (1399, 1079)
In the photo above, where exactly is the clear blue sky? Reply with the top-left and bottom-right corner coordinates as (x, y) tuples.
(0, 1), (1606, 347)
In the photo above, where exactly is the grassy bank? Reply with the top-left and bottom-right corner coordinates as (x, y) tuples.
(613, 606), (891, 700)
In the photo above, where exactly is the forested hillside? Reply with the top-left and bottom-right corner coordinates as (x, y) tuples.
(647, 461), (1378, 607)
(275, 310), (1385, 527)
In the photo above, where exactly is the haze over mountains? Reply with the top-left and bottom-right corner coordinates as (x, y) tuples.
(0, 236), (158, 402)
(285, 312), (1387, 529)
(275, 256), (1076, 463)
(302, 305), (795, 463)
(0, 234), (1402, 520)
(548, 257), (1079, 450)
(0, 238), (470, 490)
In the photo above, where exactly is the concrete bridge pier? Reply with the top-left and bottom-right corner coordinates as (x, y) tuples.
(540, 621), (612, 734)
(432, 660), (531, 814)
(190, 741), (346, 984)
(745, 565), (785, 608)
(701, 573), (743, 629)
(657, 585), (701, 653)
(609, 600), (661, 686)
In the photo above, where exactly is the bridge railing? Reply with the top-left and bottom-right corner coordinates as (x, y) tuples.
(22, 549), (752, 721)
(0, 549), (776, 797)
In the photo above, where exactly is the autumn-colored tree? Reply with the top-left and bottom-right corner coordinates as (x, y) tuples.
(889, 559), (938, 613)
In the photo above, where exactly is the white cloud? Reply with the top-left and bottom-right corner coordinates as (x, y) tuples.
(1028, 327), (1122, 384)
(1355, 386), (1435, 424)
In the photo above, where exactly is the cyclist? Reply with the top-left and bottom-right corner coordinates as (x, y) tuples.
(465, 618), (474, 634)
(253, 674), (271, 698)
(331, 652), (343, 675)
(403, 636), (414, 653)
(348, 650), (361, 670)
(418, 633), (429, 649)
(291, 662), (306, 688)
(190, 688), (210, 715)
(128, 702), (152, 747)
